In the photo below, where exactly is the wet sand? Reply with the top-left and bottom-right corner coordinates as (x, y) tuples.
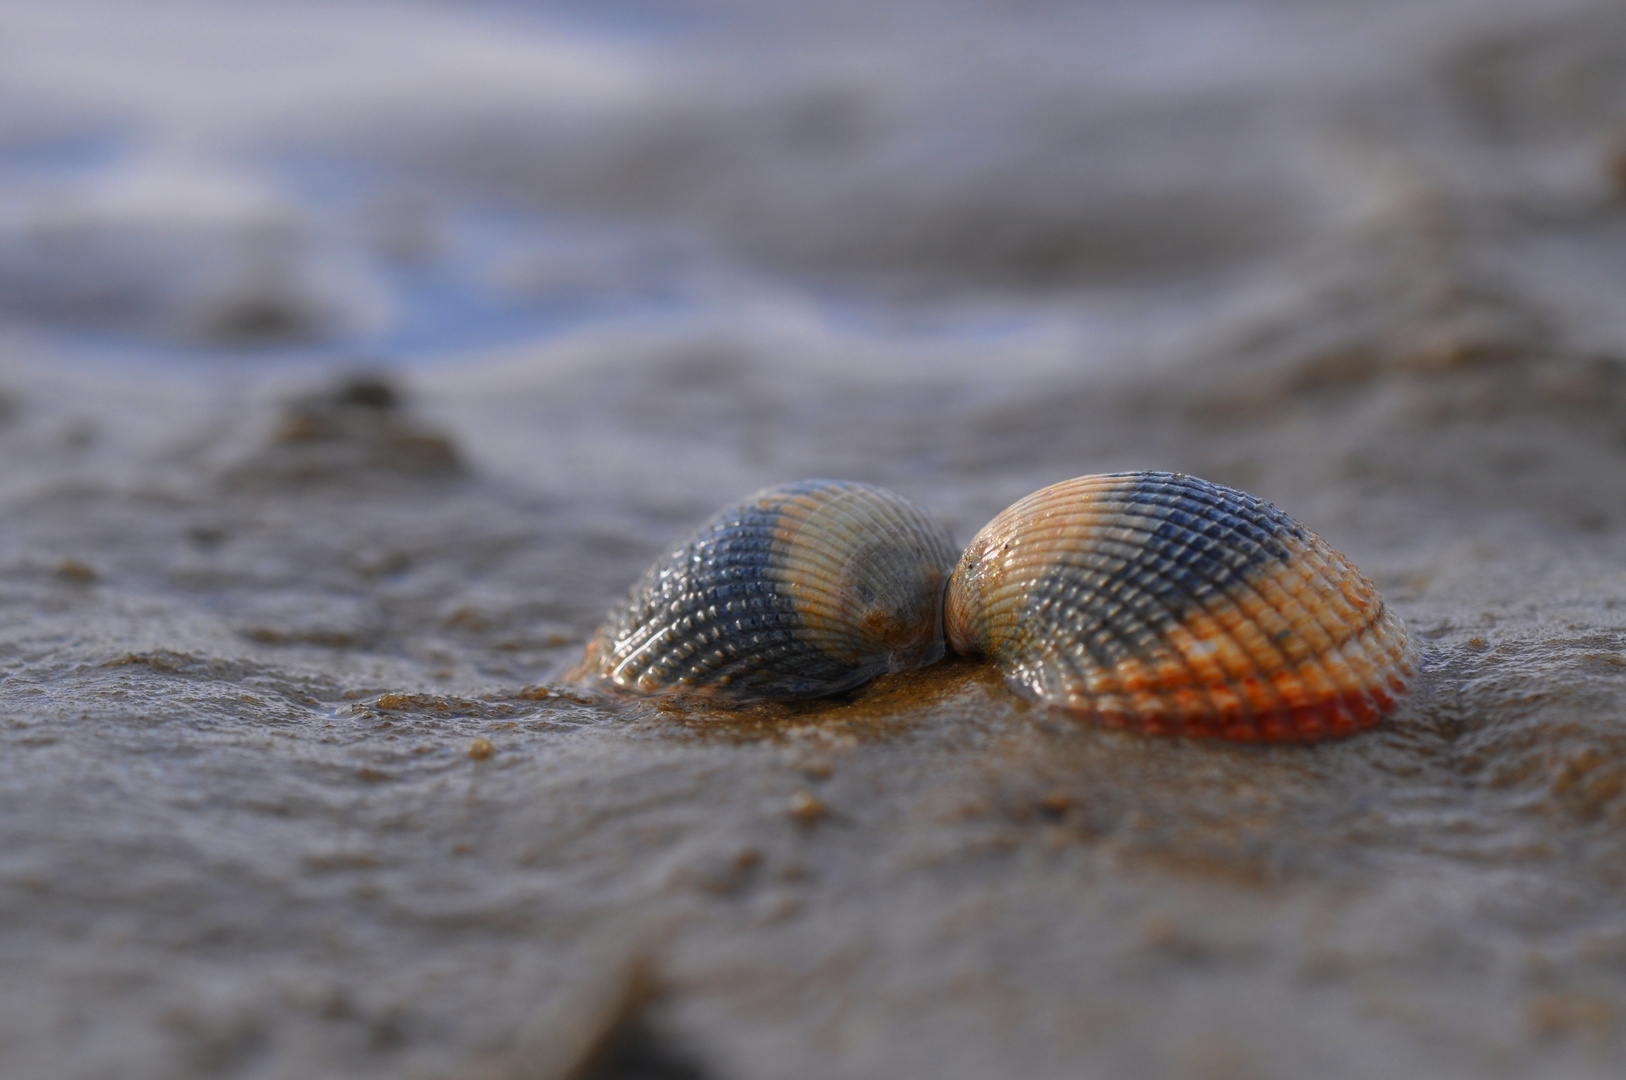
(5, 1), (1626, 1077)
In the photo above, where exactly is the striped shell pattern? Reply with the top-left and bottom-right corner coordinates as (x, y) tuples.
(577, 479), (959, 700)
(945, 472), (1414, 741)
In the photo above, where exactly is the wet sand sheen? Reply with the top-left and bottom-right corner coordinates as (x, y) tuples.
(6, 321), (1626, 1078)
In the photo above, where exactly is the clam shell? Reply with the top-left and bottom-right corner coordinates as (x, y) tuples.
(577, 479), (958, 700)
(946, 472), (1414, 741)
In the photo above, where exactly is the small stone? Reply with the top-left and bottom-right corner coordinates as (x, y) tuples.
(668, 845), (763, 895)
(1038, 791), (1071, 815)
(751, 889), (803, 923)
(1526, 992), (1617, 1039)
(468, 737), (495, 761)
(1608, 139), (1626, 200)
(787, 790), (826, 823)
(799, 756), (834, 780)
(56, 558), (97, 583)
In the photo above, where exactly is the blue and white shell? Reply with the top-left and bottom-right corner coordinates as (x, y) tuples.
(576, 479), (958, 700)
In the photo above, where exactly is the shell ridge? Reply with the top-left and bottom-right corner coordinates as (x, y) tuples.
(1071, 565), (1252, 727)
(1265, 537), (1394, 697)
(1042, 500), (1291, 614)
(1141, 521), (1404, 733)
(1326, 590), (1412, 687)
(1170, 541), (1339, 725)
(599, 543), (700, 682)
(1113, 480), (1312, 693)
(582, 478), (955, 700)
(1269, 541), (1375, 692)
(1024, 528), (1235, 724)
(1024, 485), (1303, 723)
(1165, 478), (1299, 562)
(602, 493), (849, 695)
(766, 482), (955, 669)
(947, 471), (1410, 739)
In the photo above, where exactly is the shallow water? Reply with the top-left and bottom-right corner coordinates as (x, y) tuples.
(6, 1), (1626, 1077)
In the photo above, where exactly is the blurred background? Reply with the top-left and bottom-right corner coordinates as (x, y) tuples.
(4, 0), (1620, 374)
(7, 0), (1625, 523)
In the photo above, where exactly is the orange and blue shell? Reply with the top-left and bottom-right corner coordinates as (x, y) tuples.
(945, 472), (1414, 741)
(577, 479), (958, 701)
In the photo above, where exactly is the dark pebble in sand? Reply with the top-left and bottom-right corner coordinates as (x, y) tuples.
(224, 371), (464, 489)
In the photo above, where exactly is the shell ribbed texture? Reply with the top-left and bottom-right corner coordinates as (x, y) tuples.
(947, 472), (1414, 741)
(578, 479), (957, 700)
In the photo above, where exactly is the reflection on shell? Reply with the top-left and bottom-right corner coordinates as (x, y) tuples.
(946, 472), (1414, 741)
(576, 479), (958, 701)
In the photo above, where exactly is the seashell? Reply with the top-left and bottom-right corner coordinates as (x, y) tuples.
(946, 472), (1414, 741)
(576, 479), (959, 701)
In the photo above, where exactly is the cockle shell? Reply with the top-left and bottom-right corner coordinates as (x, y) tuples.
(946, 472), (1414, 741)
(577, 479), (959, 700)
